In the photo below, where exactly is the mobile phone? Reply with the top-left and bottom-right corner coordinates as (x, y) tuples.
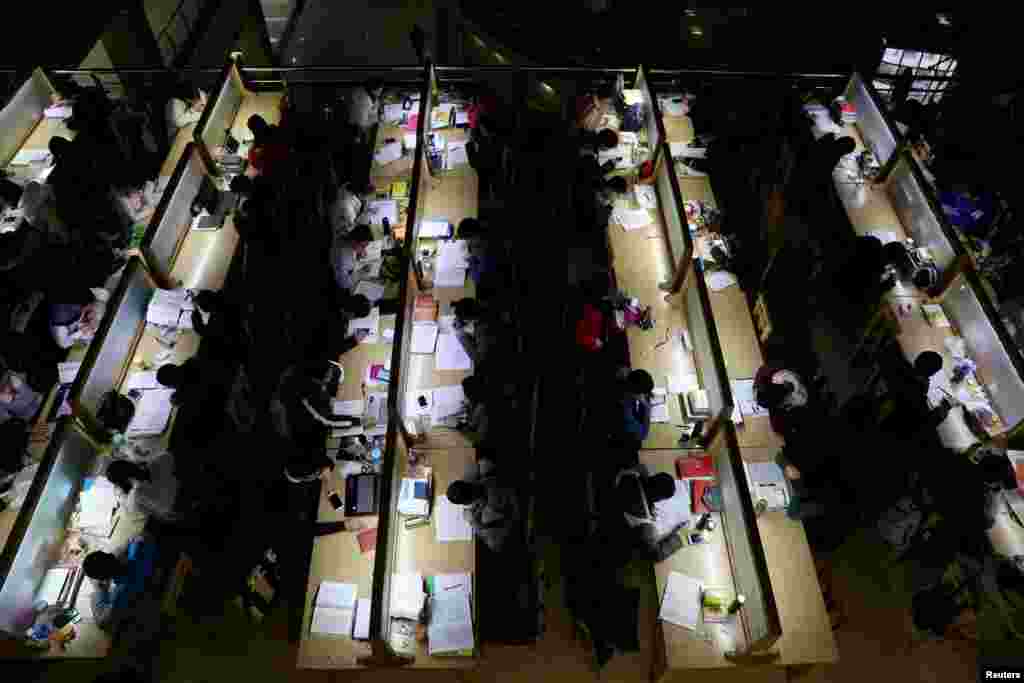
(327, 490), (343, 511)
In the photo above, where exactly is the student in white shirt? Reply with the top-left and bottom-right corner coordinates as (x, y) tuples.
(105, 455), (180, 523)
(330, 224), (374, 292)
(344, 82), (383, 139)
(165, 83), (207, 143)
(49, 289), (108, 349)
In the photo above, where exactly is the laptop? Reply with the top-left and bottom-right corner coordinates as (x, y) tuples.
(345, 473), (380, 516)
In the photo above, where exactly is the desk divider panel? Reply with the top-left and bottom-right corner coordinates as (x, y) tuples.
(635, 65), (664, 165)
(684, 260), (732, 430)
(885, 153), (958, 273)
(68, 258), (157, 436)
(713, 424), (781, 652)
(655, 142), (691, 273)
(0, 68), (55, 167)
(194, 60), (245, 174)
(142, 143), (206, 287)
(0, 420), (99, 635)
(843, 72), (899, 166)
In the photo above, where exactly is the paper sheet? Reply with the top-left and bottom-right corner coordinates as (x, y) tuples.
(870, 230), (900, 245)
(614, 207), (652, 231)
(317, 581), (357, 610)
(431, 385), (466, 422)
(668, 373), (700, 396)
(446, 140), (469, 168)
(383, 103), (405, 123)
(650, 388), (670, 423)
(670, 142), (707, 159)
(124, 370), (161, 391)
(428, 583), (474, 655)
(652, 480), (692, 542)
(420, 220), (450, 238)
(374, 142), (403, 165)
(353, 598), (372, 639)
(435, 267), (467, 288)
(435, 573), (472, 595)
(659, 571), (702, 630)
(731, 379), (767, 418)
(391, 573), (425, 621)
(10, 149), (51, 165)
(437, 240), (470, 271)
(436, 320), (473, 371)
(36, 568), (70, 605)
(706, 270), (738, 291)
(331, 399), (364, 416)
(347, 308), (380, 344)
(367, 200), (399, 227)
(411, 321), (439, 354)
(126, 388), (175, 436)
(634, 185), (658, 209)
(353, 280), (386, 303)
(311, 606), (353, 636)
(58, 361), (82, 385)
(436, 495), (474, 542)
(403, 133), (417, 150)
(398, 477), (430, 516)
(146, 289), (188, 328)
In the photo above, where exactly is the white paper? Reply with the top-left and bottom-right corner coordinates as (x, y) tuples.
(406, 390), (433, 417)
(455, 110), (469, 126)
(435, 573), (472, 595)
(353, 598), (372, 639)
(431, 385), (466, 422)
(36, 568), (70, 605)
(614, 207), (652, 231)
(659, 571), (702, 630)
(747, 462), (786, 486)
(58, 361), (82, 385)
(367, 200), (399, 227)
(870, 230), (900, 245)
(311, 606), (354, 636)
(670, 142), (707, 159)
(391, 573), (425, 621)
(331, 399), (364, 416)
(77, 478), (119, 530)
(634, 185), (658, 209)
(383, 103), (405, 123)
(652, 480), (692, 542)
(437, 240), (470, 272)
(446, 140), (469, 168)
(650, 388), (670, 423)
(436, 495), (474, 542)
(428, 584), (474, 655)
(126, 388), (175, 436)
(731, 379), (767, 418)
(347, 307), (380, 344)
(10, 149), (50, 165)
(353, 280), (386, 303)
(124, 370), (161, 391)
(420, 220), (450, 238)
(669, 373), (700, 395)
(403, 133), (417, 150)
(398, 478), (430, 517)
(317, 581), (357, 610)
(435, 267), (467, 288)
(706, 270), (738, 291)
(146, 289), (188, 328)
(374, 142), (403, 165)
(44, 105), (73, 119)
(437, 322), (473, 371)
(618, 131), (640, 145)
(598, 145), (633, 169)
(410, 321), (439, 354)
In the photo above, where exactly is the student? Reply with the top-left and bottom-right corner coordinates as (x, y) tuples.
(270, 362), (362, 452)
(467, 115), (503, 199)
(190, 289), (246, 357)
(576, 85), (614, 131)
(446, 457), (520, 552)
(0, 368), (43, 425)
(247, 115), (289, 176)
(614, 465), (686, 561)
(97, 391), (137, 435)
(82, 534), (160, 631)
(618, 368), (654, 445)
(165, 82), (206, 143)
(105, 455), (179, 523)
(331, 224), (375, 292)
(328, 182), (366, 237)
(343, 81), (383, 140)
(452, 298), (492, 365)
(457, 375), (490, 445)
(878, 349), (952, 437)
(155, 358), (222, 407)
(457, 218), (500, 291)
(49, 289), (108, 349)
(754, 364), (810, 436)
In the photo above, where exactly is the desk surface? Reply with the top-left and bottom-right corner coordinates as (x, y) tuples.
(20, 116), (73, 153)
(167, 214), (240, 291)
(372, 123), (416, 178)
(230, 92), (284, 145)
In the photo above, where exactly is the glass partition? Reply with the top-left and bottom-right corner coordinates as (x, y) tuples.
(635, 65), (663, 164)
(714, 424), (781, 651)
(69, 258), (156, 433)
(0, 420), (97, 633)
(0, 69), (57, 168)
(656, 144), (691, 271)
(843, 72), (899, 165)
(685, 260), (732, 425)
(195, 62), (245, 162)
(142, 144), (207, 285)
(943, 274), (1024, 431)
(885, 153), (958, 273)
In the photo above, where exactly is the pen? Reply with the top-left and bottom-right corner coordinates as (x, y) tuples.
(443, 584), (464, 591)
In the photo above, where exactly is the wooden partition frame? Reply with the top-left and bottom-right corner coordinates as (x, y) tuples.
(193, 57), (247, 177)
(0, 68), (59, 168)
(140, 143), (205, 287)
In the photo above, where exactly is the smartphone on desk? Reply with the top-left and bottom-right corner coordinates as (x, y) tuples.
(327, 489), (344, 511)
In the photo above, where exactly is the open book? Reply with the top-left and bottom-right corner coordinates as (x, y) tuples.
(311, 581), (358, 636)
(428, 574), (474, 655)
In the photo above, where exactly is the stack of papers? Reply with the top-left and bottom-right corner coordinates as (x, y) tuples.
(311, 581), (358, 636)
(436, 495), (474, 542)
(347, 307), (381, 344)
(353, 280), (386, 303)
(147, 289), (190, 328)
(374, 142), (403, 165)
(613, 206), (651, 231)
(391, 573), (426, 621)
(428, 576), (474, 655)
(659, 571), (702, 630)
(363, 392), (388, 437)
(652, 479), (692, 542)
(367, 200), (399, 227)
(411, 320), (439, 354)
(435, 240), (470, 288)
(446, 140), (469, 168)
(126, 388), (175, 436)
(431, 384), (466, 423)
(76, 477), (120, 536)
(398, 477), (430, 517)
(436, 316), (473, 371)
(730, 379), (767, 418)
(420, 220), (451, 239)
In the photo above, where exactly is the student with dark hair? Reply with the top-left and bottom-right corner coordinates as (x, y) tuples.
(452, 297), (493, 365)
(49, 289), (108, 349)
(246, 114), (289, 176)
(754, 364), (810, 436)
(81, 533), (160, 631)
(614, 464), (686, 561)
(156, 360), (204, 406)
(457, 218), (501, 291)
(0, 368), (43, 425)
(165, 82), (206, 142)
(190, 289), (247, 358)
(446, 456), (519, 552)
(617, 368), (654, 445)
(457, 375), (489, 444)
(97, 391), (136, 435)
(331, 224), (375, 292)
(878, 348), (952, 438)
(105, 453), (179, 522)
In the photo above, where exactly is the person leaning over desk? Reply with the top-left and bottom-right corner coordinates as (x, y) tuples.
(877, 349), (953, 440)
(447, 454), (520, 552)
(614, 464), (685, 562)
(165, 81), (206, 144)
(615, 368), (654, 447)
(105, 455), (181, 524)
(81, 533), (161, 632)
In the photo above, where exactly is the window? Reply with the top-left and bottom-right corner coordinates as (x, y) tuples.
(874, 48), (957, 104)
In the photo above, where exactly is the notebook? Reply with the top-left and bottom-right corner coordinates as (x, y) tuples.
(352, 598), (372, 639)
(126, 388), (175, 436)
(428, 580), (474, 655)
(659, 571), (702, 630)
(410, 321), (439, 354)
(419, 220), (451, 239)
(311, 581), (358, 636)
(390, 573), (425, 621)
(436, 495), (474, 542)
(676, 454), (714, 479)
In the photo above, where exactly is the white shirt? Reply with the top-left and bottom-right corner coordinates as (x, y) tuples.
(165, 93), (205, 141)
(345, 88), (379, 130)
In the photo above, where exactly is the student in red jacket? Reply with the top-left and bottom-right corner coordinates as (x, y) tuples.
(576, 303), (605, 352)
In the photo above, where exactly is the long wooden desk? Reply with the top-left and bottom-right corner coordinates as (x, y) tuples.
(372, 120), (416, 179)
(229, 93), (284, 145)
(3, 117), (74, 183)
(167, 212), (240, 292)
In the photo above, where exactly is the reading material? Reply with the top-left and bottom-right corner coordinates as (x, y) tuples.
(391, 573), (426, 621)
(146, 289), (189, 328)
(436, 495), (474, 542)
(431, 384), (467, 423)
(124, 370), (161, 391)
(660, 571), (703, 630)
(311, 581), (358, 636)
(613, 207), (652, 231)
(353, 598), (372, 639)
(436, 318), (473, 371)
(428, 580), (474, 655)
(374, 142), (403, 165)
(446, 140), (469, 168)
(731, 379), (767, 418)
(37, 568), (71, 606)
(419, 220), (451, 239)
(126, 388), (175, 436)
(410, 321), (439, 354)
(650, 388), (670, 423)
(652, 479), (692, 542)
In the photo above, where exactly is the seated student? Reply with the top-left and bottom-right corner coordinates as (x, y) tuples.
(19, 182), (70, 245)
(452, 298), (493, 365)
(165, 82), (206, 143)
(155, 358), (228, 408)
(576, 85), (614, 131)
(328, 182), (366, 238)
(97, 391), (137, 436)
(331, 224), (375, 292)
(467, 115), (503, 200)
(457, 218), (501, 291)
(246, 114), (289, 176)
(82, 534), (160, 632)
(270, 362), (362, 451)
(105, 455), (180, 523)
(446, 456), (520, 552)
(878, 349), (952, 437)
(190, 289), (247, 357)
(614, 465), (686, 561)
(343, 81), (382, 141)
(457, 375), (489, 445)
(754, 364), (810, 436)
(617, 368), (654, 446)
(0, 368), (43, 425)
(49, 289), (108, 349)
